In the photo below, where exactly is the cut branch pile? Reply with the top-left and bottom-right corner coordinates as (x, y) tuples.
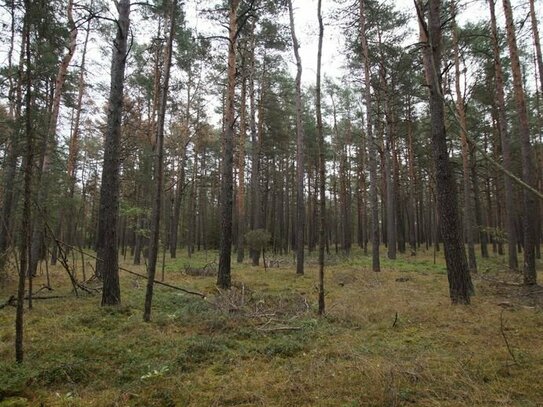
(208, 283), (310, 331)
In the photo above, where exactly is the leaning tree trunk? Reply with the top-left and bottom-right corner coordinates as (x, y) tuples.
(143, 0), (176, 322)
(30, 0), (78, 278)
(502, 0), (538, 285)
(418, 0), (473, 304)
(96, 0), (131, 305)
(218, 0), (240, 289)
(488, 0), (518, 271)
(288, 0), (305, 275)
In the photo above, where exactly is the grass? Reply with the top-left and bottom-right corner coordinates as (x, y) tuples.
(1, 247), (543, 406)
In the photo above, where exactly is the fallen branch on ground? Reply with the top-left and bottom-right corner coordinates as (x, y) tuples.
(500, 309), (517, 363)
(0, 294), (68, 310)
(257, 326), (302, 332)
(0, 295), (15, 309)
(54, 241), (206, 299)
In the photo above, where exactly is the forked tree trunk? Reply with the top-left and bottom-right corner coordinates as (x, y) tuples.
(288, 0), (305, 275)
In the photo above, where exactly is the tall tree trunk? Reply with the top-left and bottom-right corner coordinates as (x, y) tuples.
(452, 2), (477, 273)
(0, 2), (25, 281)
(418, 0), (473, 304)
(502, 0), (538, 285)
(30, 0), (79, 278)
(236, 71), (247, 263)
(529, 0), (543, 95)
(407, 99), (417, 255)
(218, 0), (240, 289)
(15, 5), (32, 363)
(488, 0), (518, 271)
(144, 0), (176, 322)
(96, 0), (131, 305)
(316, 0), (325, 315)
(288, 0), (305, 275)
(360, 0), (380, 272)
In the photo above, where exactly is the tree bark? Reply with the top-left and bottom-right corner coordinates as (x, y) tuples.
(144, 0), (176, 322)
(529, 0), (543, 95)
(30, 0), (79, 278)
(418, 0), (473, 304)
(16, 5), (32, 362)
(502, 0), (538, 285)
(96, 0), (131, 305)
(218, 0), (240, 289)
(452, 1), (477, 273)
(316, 0), (325, 314)
(360, 0), (380, 272)
(288, 0), (305, 275)
(488, 0), (518, 271)
(236, 70), (247, 263)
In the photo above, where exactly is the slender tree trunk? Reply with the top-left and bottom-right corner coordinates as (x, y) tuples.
(15, 6), (32, 363)
(360, 0), (380, 272)
(96, 0), (131, 305)
(502, 0), (538, 285)
(30, 0), (78, 277)
(0, 2), (25, 281)
(418, 0), (473, 304)
(316, 0), (325, 315)
(288, 0), (305, 275)
(218, 0), (240, 289)
(452, 2), (477, 273)
(236, 71), (247, 263)
(144, 0), (176, 322)
(488, 0), (518, 271)
(529, 0), (543, 95)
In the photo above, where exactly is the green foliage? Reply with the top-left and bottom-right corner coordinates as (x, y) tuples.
(244, 229), (271, 251)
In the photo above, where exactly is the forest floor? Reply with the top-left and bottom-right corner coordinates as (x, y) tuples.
(1, 248), (543, 406)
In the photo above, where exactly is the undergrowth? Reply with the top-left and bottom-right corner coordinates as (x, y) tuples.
(0, 247), (542, 406)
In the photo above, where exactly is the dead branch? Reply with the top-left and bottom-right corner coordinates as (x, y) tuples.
(500, 309), (517, 363)
(257, 326), (302, 332)
(0, 295), (15, 309)
(54, 241), (206, 298)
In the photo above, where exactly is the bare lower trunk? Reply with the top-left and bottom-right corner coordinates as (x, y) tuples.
(218, 0), (240, 289)
(96, 0), (131, 305)
(16, 8), (32, 362)
(288, 0), (305, 275)
(316, 0), (325, 315)
(452, 2), (477, 273)
(144, 0), (176, 322)
(488, 0), (518, 271)
(503, 0), (538, 285)
(418, 0), (472, 304)
(360, 0), (380, 272)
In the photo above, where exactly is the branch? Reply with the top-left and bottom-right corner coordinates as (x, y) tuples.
(56, 241), (206, 299)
